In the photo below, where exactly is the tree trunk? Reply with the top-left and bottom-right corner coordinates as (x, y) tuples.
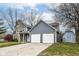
(75, 29), (77, 42)
(76, 21), (79, 43)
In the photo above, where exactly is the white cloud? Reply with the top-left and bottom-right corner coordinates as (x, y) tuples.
(15, 3), (37, 8)
(45, 3), (60, 10)
(41, 12), (55, 23)
(5, 29), (13, 34)
(6, 3), (38, 9)
(42, 12), (53, 20)
(26, 3), (37, 7)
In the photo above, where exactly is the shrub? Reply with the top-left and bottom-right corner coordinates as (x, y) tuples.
(12, 39), (18, 42)
(4, 34), (13, 42)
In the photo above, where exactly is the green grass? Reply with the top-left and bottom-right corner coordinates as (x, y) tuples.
(38, 43), (79, 56)
(0, 41), (21, 47)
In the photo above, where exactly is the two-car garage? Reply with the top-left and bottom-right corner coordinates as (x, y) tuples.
(30, 20), (57, 43)
(31, 34), (54, 43)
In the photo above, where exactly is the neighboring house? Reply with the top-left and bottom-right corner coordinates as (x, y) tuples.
(15, 20), (76, 43)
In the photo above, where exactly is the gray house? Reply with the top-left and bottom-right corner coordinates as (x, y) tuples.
(15, 20), (58, 43)
(15, 20), (76, 43)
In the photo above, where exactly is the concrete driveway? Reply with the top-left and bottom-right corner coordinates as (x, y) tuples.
(0, 43), (52, 56)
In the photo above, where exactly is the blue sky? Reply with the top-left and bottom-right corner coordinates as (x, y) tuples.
(36, 4), (48, 13)
(0, 3), (48, 13)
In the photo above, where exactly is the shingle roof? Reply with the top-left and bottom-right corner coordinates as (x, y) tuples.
(16, 20), (31, 28)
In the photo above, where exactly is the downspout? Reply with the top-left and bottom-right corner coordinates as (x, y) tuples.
(54, 31), (55, 44)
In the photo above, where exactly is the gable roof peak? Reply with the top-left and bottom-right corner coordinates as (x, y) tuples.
(30, 20), (57, 32)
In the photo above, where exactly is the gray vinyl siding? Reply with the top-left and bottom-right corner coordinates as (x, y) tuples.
(30, 22), (55, 34)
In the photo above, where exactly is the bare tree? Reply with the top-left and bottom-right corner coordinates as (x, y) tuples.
(0, 7), (18, 34)
(47, 3), (79, 42)
(23, 7), (42, 27)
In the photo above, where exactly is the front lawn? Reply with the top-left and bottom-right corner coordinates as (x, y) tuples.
(38, 43), (79, 56)
(0, 41), (21, 47)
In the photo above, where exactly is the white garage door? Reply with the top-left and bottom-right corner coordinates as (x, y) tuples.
(43, 34), (54, 43)
(31, 34), (40, 43)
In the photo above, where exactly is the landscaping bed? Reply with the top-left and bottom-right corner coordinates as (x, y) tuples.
(38, 43), (79, 56)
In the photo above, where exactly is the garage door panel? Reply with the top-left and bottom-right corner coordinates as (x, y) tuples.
(31, 34), (40, 43)
(43, 34), (54, 43)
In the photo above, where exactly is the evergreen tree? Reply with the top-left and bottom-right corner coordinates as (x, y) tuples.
(0, 19), (6, 34)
